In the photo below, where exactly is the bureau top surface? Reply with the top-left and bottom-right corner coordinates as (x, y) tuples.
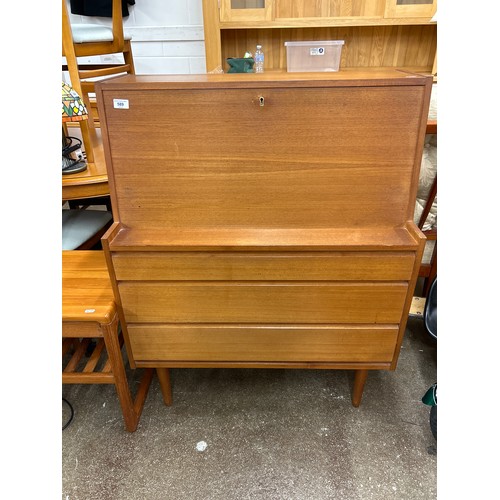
(97, 68), (430, 91)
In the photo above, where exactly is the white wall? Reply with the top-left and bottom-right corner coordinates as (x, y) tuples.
(65, 0), (206, 75)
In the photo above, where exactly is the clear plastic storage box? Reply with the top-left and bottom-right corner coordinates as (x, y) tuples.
(284, 40), (344, 72)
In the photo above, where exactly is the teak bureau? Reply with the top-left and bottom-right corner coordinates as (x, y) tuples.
(96, 70), (431, 407)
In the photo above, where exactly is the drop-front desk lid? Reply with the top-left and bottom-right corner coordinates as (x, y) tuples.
(96, 69), (431, 251)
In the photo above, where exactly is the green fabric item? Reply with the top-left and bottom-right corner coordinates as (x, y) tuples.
(227, 58), (255, 73)
(422, 383), (437, 406)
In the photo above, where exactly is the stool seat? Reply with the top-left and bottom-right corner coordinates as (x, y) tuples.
(71, 24), (132, 44)
(62, 209), (112, 250)
(62, 250), (116, 323)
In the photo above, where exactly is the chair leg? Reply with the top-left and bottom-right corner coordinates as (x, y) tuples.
(422, 244), (437, 298)
(102, 317), (140, 432)
(124, 42), (136, 74)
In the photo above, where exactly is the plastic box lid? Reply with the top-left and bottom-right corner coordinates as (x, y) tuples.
(284, 40), (344, 47)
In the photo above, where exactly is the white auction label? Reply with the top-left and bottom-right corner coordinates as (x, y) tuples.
(310, 47), (325, 56)
(113, 99), (129, 109)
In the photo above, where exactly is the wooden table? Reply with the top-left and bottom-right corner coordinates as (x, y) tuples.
(62, 127), (109, 202)
(62, 250), (168, 432)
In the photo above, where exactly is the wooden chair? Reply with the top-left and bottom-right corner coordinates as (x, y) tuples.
(62, 209), (113, 250)
(62, 0), (135, 157)
(417, 119), (437, 298)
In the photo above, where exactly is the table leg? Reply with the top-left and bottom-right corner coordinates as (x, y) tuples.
(102, 318), (139, 432)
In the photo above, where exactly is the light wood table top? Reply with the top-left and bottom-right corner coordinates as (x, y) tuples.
(62, 250), (115, 324)
(62, 127), (109, 201)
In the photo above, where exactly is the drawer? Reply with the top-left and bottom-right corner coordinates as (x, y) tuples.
(128, 324), (399, 363)
(119, 282), (408, 324)
(112, 251), (415, 281)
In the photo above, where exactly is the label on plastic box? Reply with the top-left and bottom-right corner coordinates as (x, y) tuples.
(310, 47), (325, 56)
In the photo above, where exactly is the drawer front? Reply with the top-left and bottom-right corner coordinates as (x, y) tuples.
(128, 324), (399, 363)
(112, 251), (415, 281)
(119, 282), (408, 324)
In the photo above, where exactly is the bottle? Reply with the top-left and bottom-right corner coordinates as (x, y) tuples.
(254, 44), (264, 73)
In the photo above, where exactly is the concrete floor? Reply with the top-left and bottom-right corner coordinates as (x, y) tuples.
(62, 316), (437, 500)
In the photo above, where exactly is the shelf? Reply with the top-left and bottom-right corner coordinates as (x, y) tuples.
(62, 336), (119, 384)
(217, 25), (436, 74)
(108, 225), (422, 252)
(219, 16), (435, 29)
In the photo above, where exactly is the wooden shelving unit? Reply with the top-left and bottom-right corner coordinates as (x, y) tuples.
(202, 0), (437, 76)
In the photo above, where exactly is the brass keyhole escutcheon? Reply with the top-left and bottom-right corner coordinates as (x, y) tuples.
(259, 96), (265, 107)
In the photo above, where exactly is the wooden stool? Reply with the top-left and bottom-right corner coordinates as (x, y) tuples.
(62, 250), (159, 432)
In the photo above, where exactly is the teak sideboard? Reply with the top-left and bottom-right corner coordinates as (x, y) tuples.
(96, 70), (431, 407)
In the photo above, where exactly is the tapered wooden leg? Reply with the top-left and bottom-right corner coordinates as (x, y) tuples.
(101, 316), (154, 432)
(352, 369), (368, 407)
(156, 368), (173, 406)
(102, 318), (139, 432)
(133, 368), (154, 417)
